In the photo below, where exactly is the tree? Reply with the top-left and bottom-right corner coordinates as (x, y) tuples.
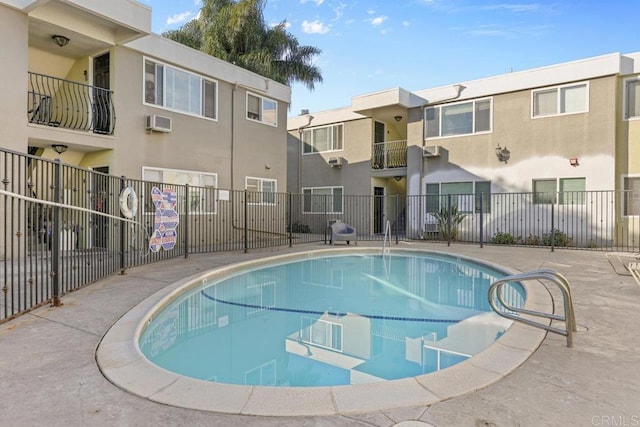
(162, 0), (323, 90)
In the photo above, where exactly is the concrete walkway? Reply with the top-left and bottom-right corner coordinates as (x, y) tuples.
(0, 242), (639, 426)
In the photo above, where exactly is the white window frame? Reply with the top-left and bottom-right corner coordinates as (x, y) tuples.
(246, 92), (278, 127)
(302, 186), (344, 214)
(244, 360), (276, 386)
(425, 181), (491, 214)
(424, 97), (493, 140)
(246, 281), (276, 315)
(300, 317), (343, 352)
(142, 166), (218, 214)
(622, 174), (640, 217)
(531, 81), (589, 119)
(143, 57), (218, 120)
(623, 76), (640, 121)
(245, 176), (277, 205)
(532, 177), (586, 205)
(302, 123), (344, 155)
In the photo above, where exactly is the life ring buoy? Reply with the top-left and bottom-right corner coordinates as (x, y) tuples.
(119, 186), (138, 219)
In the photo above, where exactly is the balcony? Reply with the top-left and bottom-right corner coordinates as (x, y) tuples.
(371, 139), (407, 169)
(27, 72), (115, 135)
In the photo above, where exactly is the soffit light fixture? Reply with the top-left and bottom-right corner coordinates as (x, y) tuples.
(52, 35), (70, 47)
(394, 115), (402, 122)
(495, 145), (510, 164)
(52, 144), (68, 154)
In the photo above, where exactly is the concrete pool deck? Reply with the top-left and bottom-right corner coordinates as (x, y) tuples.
(1, 242), (639, 426)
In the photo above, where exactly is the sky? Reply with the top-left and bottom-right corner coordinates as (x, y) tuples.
(143, 0), (640, 118)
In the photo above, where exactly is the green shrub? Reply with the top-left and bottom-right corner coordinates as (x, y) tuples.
(524, 234), (541, 246)
(542, 229), (572, 247)
(489, 231), (519, 245)
(287, 222), (311, 233)
(433, 204), (466, 240)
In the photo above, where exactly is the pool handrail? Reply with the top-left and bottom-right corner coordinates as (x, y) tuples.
(382, 220), (391, 256)
(488, 269), (577, 347)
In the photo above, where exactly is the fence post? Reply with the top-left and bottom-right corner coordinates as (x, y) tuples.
(324, 194), (328, 245)
(243, 190), (248, 253)
(395, 194), (399, 245)
(447, 193), (452, 247)
(288, 192), (293, 247)
(551, 199), (555, 252)
(51, 159), (62, 306)
(119, 176), (126, 275)
(479, 192), (484, 248)
(184, 183), (189, 258)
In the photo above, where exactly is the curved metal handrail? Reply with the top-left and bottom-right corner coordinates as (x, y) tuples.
(488, 269), (577, 347)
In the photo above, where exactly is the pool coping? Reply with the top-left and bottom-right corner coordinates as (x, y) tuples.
(95, 247), (551, 416)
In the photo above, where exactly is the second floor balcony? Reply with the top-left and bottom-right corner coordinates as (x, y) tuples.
(27, 72), (115, 135)
(372, 139), (407, 170)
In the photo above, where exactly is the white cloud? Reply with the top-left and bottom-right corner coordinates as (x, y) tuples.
(302, 20), (330, 34)
(366, 9), (375, 15)
(300, 0), (325, 5)
(403, 20), (411, 27)
(166, 11), (194, 26)
(481, 3), (541, 13)
(194, 0), (202, 6)
(370, 15), (387, 26)
(333, 3), (346, 21)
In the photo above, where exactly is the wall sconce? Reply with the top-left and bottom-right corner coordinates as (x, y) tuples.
(52, 144), (68, 154)
(51, 35), (70, 47)
(495, 145), (510, 164)
(394, 115), (402, 122)
(393, 176), (403, 182)
(569, 158), (579, 167)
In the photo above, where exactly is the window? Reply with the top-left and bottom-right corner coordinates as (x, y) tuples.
(425, 98), (492, 139)
(302, 124), (343, 154)
(245, 177), (276, 205)
(142, 167), (217, 214)
(144, 59), (217, 119)
(300, 317), (343, 352)
(624, 77), (640, 120)
(624, 176), (640, 216)
(532, 82), (588, 118)
(302, 187), (343, 213)
(425, 181), (491, 213)
(533, 177), (586, 204)
(247, 93), (277, 126)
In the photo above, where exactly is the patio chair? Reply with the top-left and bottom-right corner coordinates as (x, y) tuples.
(331, 221), (357, 245)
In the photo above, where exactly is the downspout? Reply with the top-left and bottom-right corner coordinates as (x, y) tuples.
(419, 83), (466, 197)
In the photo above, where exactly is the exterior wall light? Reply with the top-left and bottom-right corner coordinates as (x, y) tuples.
(495, 145), (510, 163)
(52, 144), (68, 154)
(394, 115), (402, 122)
(52, 35), (70, 47)
(570, 158), (579, 166)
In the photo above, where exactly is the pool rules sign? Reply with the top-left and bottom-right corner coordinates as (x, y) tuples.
(149, 187), (179, 252)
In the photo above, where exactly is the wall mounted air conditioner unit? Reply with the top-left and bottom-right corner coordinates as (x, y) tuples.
(422, 145), (441, 158)
(146, 115), (172, 132)
(328, 156), (343, 167)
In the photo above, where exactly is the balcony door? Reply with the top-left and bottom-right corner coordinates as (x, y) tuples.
(374, 186), (385, 234)
(93, 53), (112, 134)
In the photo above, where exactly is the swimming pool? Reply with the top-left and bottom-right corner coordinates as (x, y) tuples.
(138, 252), (522, 387)
(97, 247), (550, 416)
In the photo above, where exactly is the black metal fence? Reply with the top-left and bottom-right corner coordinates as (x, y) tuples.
(1, 148), (638, 323)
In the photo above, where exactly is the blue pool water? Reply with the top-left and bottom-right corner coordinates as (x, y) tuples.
(139, 252), (524, 387)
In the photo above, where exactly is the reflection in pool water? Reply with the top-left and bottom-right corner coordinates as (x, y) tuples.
(139, 253), (524, 387)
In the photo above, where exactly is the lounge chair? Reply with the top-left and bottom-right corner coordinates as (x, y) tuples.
(331, 221), (357, 245)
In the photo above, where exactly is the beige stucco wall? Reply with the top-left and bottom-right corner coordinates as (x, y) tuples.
(420, 75), (618, 193)
(0, 5), (28, 152)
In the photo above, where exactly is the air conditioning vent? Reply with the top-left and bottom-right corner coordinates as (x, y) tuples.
(422, 145), (441, 158)
(146, 115), (172, 132)
(328, 156), (343, 167)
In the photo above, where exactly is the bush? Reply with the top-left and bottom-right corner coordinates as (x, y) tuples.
(489, 231), (519, 245)
(524, 234), (541, 246)
(542, 229), (572, 247)
(433, 204), (466, 240)
(287, 222), (311, 233)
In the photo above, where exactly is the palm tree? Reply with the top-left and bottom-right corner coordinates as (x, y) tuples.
(163, 0), (323, 90)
